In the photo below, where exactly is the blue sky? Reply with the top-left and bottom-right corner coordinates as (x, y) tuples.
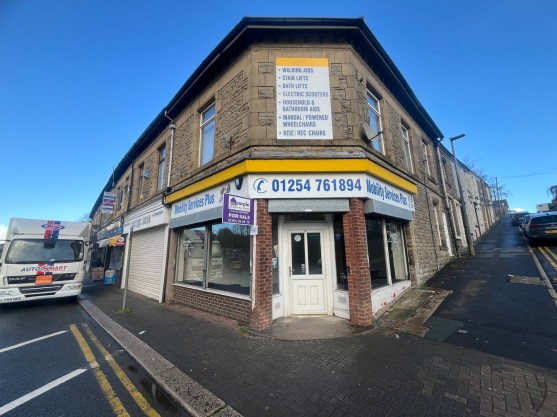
(1, 0), (556, 239)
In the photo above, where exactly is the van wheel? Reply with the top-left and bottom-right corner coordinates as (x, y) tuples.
(528, 238), (538, 247)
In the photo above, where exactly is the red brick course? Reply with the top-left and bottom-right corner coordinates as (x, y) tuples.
(173, 285), (250, 324)
(343, 198), (373, 327)
(250, 199), (273, 330)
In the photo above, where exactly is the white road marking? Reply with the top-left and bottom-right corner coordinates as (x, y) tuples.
(0, 330), (67, 353)
(0, 368), (87, 415)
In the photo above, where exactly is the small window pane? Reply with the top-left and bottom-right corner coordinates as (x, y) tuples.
(158, 146), (166, 190)
(202, 103), (216, 123)
(307, 232), (322, 275)
(200, 121), (215, 165)
(367, 91), (383, 153)
(290, 233), (306, 275)
(200, 103), (216, 166)
(176, 227), (206, 287)
(208, 223), (251, 295)
(367, 94), (378, 112)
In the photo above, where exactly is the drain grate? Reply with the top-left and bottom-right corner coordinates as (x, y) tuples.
(506, 274), (543, 286)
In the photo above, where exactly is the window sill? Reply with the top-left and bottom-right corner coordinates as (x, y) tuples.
(173, 282), (251, 301)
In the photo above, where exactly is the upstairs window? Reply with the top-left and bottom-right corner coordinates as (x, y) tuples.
(401, 124), (413, 172)
(117, 187), (124, 211)
(366, 90), (383, 153)
(200, 102), (216, 166)
(157, 145), (166, 191)
(422, 141), (431, 176)
(441, 158), (449, 184)
(137, 163), (145, 199)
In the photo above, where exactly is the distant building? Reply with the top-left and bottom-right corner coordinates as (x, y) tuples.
(550, 185), (557, 210)
(494, 199), (509, 216)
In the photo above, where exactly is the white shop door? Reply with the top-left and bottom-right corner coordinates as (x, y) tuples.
(128, 226), (165, 301)
(287, 227), (328, 315)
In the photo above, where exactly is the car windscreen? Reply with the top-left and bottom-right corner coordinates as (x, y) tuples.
(5, 239), (84, 264)
(531, 215), (557, 225)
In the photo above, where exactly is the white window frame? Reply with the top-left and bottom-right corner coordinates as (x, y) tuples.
(433, 204), (448, 249)
(157, 145), (166, 191)
(117, 187), (124, 211)
(137, 163), (145, 199)
(401, 124), (413, 172)
(366, 90), (384, 154)
(422, 141), (431, 176)
(200, 102), (216, 166)
(441, 158), (449, 185)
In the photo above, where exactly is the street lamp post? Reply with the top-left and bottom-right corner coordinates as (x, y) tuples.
(450, 134), (475, 256)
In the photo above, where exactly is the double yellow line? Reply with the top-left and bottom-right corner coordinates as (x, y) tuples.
(70, 324), (160, 417)
(538, 246), (557, 270)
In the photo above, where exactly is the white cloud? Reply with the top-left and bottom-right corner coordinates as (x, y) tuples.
(0, 224), (7, 240)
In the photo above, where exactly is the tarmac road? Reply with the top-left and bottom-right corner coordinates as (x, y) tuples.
(426, 217), (557, 369)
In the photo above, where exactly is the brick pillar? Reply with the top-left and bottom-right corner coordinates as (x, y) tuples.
(250, 199), (273, 330)
(343, 198), (372, 327)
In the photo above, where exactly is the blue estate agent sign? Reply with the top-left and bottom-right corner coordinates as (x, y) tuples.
(222, 194), (254, 225)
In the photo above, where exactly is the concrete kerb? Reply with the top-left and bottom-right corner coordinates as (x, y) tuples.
(78, 299), (243, 417)
(528, 246), (557, 308)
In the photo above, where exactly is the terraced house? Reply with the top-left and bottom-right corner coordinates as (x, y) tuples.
(89, 17), (495, 330)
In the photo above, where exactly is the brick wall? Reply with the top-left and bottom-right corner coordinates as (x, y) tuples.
(170, 114), (195, 186)
(342, 198), (372, 327)
(173, 285), (250, 324)
(250, 199), (273, 330)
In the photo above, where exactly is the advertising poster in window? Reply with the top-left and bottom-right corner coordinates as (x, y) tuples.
(276, 57), (333, 140)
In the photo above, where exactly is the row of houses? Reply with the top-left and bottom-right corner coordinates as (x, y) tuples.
(89, 17), (496, 330)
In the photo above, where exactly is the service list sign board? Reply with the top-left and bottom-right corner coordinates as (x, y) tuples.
(276, 57), (333, 140)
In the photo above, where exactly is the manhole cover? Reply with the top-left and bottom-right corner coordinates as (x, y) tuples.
(506, 274), (542, 285)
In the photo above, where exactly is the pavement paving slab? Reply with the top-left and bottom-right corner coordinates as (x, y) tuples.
(78, 218), (557, 417)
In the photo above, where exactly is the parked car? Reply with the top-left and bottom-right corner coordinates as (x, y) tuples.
(519, 214), (531, 235)
(524, 211), (557, 246)
(511, 212), (529, 226)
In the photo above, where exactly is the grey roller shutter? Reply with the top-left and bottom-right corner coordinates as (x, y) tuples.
(128, 226), (165, 300)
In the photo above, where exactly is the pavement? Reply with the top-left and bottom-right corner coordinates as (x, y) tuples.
(79, 219), (557, 417)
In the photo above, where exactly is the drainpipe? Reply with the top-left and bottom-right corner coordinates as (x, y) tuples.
(423, 160), (440, 271)
(436, 144), (460, 256)
(164, 110), (176, 191)
(127, 159), (135, 212)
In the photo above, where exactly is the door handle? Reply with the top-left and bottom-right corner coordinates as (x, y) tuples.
(289, 266), (292, 276)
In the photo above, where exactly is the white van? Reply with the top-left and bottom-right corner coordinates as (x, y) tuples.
(0, 218), (91, 303)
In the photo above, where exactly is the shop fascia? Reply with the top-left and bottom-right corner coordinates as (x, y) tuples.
(169, 173), (414, 224)
(248, 173), (415, 211)
(123, 200), (169, 234)
(169, 180), (249, 227)
(97, 219), (123, 240)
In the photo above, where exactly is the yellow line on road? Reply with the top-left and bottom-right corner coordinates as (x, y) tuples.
(70, 324), (130, 417)
(539, 246), (557, 270)
(83, 324), (160, 417)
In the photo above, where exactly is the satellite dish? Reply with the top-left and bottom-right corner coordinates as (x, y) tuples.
(362, 124), (376, 142)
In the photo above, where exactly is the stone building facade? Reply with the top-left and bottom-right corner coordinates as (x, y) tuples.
(89, 17), (495, 330)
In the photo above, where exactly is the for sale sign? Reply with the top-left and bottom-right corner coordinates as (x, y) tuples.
(222, 194), (254, 225)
